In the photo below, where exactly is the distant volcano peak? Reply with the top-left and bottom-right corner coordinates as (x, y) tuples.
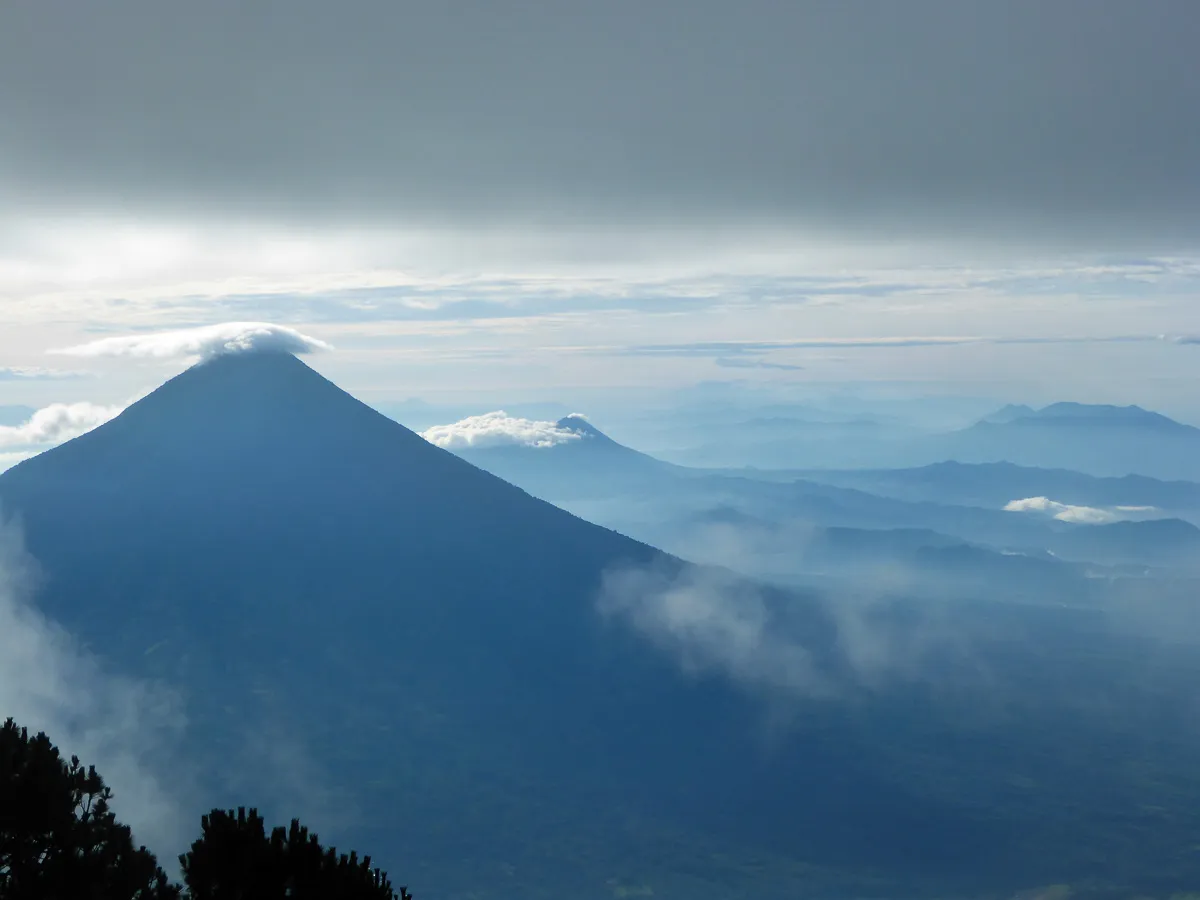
(555, 413), (605, 439)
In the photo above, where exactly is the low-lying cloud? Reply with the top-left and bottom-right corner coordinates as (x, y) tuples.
(421, 411), (587, 450)
(597, 559), (972, 703)
(1004, 496), (1129, 525)
(0, 401), (123, 449)
(0, 520), (188, 855)
(598, 563), (836, 699)
(53, 322), (331, 361)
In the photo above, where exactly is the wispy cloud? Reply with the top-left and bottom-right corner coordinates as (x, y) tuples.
(0, 521), (189, 854)
(0, 366), (87, 381)
(598, 563), (837, 700)
(421, 411), (585, 450)
(597, 559), (973, 703)
(0, 402), (123, 449)
(53, 322), (331, 361)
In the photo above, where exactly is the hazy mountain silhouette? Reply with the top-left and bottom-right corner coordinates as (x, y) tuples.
(620, 505), (1124, 601)
(1022, 402), (1197, 431)
(676, 401), (1200, 475)
(5, 354), (1200, 897)
(978, 404), (1038, 425)
(926, 402), (1200, 478)
(796, 460), (1200, 515)
(455, 414), (676, 499)
(1047, 517), (1200, 569)
(444, 419), (1085, 554)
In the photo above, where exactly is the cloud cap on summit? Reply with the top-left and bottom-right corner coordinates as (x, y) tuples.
(52, 323), (332, 362)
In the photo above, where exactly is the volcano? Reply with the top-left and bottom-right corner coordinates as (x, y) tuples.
(5, 352), (1200, 898)
(449, 412), (678, 501)
(0, 352), (856, 895)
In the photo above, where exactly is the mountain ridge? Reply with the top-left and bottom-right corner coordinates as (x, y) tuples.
(974, 401), (1197, 432)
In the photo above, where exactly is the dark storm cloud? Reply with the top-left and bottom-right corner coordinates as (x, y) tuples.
(1, 0), (1197, 244)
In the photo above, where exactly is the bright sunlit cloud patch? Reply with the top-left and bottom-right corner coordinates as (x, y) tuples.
(1003, 496), (1140, 525)
(421, 411), (586, 450)
(52, 322), (332, 361)
(0, 402), (124, 449)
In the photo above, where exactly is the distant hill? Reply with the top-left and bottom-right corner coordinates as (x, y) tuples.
(453, 413), (677, 499)
(1047, 517), (1200, 568)
(438, 414), (1200, 574)
(978, 403), (1037, 425)
(796, 460), (1200, 514)
(440, 419), (1182, 564)
(624, 508), (1097, 600)
(923, 402), (1200, 479)
(1029, 402), (1196, 430)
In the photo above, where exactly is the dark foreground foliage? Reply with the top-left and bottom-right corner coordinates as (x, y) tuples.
(0, 718), (408, 900)
(0, 718), (179, 900)
(181, 808), (408, 900)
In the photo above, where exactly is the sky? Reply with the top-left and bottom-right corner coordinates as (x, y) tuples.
(1, 0), (1199, 425)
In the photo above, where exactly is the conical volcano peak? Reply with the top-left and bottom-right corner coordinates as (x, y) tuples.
(8, 346), (440, 482)
(555, 413), (606, 439)
(114, 349), (345, 426)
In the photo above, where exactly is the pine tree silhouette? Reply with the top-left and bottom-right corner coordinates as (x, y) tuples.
(181, 808), (407, 900)
(0, 717), (180, 900)
(2, 719), (411, 899)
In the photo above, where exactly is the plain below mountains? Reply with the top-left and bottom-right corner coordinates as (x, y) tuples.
(5, 354), (1200, 898)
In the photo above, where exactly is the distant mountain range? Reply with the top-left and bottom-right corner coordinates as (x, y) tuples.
(635, 400), (1200, 478)
(6, 359), (1200, 897)
(445, 413), (1200, 572)
(626, 507), (1114, 600)
(927, 402), (1200, 479)
(795, 460), (1200, 515)
(1047, 517), (1200, 567)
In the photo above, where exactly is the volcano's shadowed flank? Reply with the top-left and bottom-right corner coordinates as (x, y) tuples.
(6, 353), (1200, 898)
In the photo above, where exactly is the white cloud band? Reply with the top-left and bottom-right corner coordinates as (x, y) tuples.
(1004, 496), (1121, 525)
(52, 322), (331, 361)
(421, 411), (585, 450)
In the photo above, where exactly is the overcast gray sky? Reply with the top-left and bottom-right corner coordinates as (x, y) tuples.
(1, 0), (1198, 432)
(3, 0), (1199, 240)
